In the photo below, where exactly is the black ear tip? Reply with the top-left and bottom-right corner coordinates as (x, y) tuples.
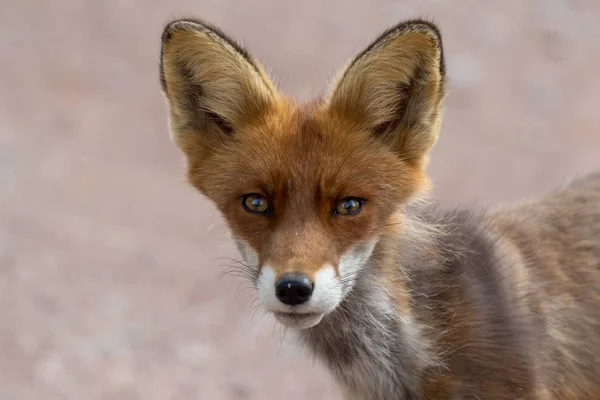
(390, 18), (443, 48)
(159, 18), (219, 92)
(162, 18), (207, 44)
(399, 18), (445, 77)
(373, 18), (445, 77)
(161, 22), (177, 44)
(159, 17), (256, 77)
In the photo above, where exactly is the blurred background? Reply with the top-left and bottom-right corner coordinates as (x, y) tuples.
(1, 0), (599, 399)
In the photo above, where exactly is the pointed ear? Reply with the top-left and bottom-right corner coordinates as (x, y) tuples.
(326, 20), (446, 168)
(160, 19), (280, 158)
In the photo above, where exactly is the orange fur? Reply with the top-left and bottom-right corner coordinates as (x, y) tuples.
(160, 19), (442, 279)
(159, 17), (600, 400)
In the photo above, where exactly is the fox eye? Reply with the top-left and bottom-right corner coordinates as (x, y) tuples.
(334, 197), (364, 216)
(242, 194), (270, 214)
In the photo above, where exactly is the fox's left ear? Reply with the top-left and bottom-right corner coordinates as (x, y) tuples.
(326, 20), (446, 168)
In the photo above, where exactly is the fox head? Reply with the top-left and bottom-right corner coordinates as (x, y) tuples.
(160, 19), (446, 329)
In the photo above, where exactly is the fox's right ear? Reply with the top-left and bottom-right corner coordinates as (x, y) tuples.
(160, 19), (279, 159)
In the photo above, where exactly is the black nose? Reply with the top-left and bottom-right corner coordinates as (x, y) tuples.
(275, 274), (314, 306)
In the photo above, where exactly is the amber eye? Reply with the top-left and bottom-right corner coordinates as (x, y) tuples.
(241, 194), (270, 214)
(334, 197), (364, 216)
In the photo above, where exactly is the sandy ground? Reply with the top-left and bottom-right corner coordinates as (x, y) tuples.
(1, 1), (599, 399)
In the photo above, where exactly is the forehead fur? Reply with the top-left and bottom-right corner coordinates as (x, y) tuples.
(188, 101), (423, 210)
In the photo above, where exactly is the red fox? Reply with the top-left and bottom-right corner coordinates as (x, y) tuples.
(159, 18), (600, 399)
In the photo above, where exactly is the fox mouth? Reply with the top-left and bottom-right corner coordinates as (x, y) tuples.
(273, 312), (324, 329)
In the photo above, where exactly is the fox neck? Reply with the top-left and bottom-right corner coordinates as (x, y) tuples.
(296, 214), (441, 399)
